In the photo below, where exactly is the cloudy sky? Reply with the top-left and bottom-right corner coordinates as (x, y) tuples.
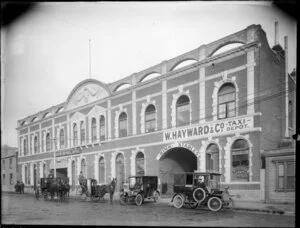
(1, 2), (297, 147)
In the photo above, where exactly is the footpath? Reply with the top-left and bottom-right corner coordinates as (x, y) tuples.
(11, 189), (295, 216)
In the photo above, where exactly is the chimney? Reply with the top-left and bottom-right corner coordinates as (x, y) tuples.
(274, 21), (279, 46)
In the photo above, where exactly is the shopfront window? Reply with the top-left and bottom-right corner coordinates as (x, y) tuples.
(176, 95), (190, 126)
(206, 144), (219, 172)
(231, 139), (249, 181)
(218, 83), (236, 119)
(136, 152), (145, 176)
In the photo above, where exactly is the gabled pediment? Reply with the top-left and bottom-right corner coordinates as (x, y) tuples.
(87, 105), (106, 116)
(69, 111), (86, 122)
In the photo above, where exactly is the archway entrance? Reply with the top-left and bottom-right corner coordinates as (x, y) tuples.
(158, 147), (197, 195)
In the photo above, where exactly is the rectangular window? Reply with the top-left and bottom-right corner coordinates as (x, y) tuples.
(276, 161), (295, 191)
(10, 173), (13, 185)
(3, 174), (5, 184)
(9, 158), (12, 169)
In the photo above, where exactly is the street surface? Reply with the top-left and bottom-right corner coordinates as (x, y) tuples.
(1, 192), (295, 226)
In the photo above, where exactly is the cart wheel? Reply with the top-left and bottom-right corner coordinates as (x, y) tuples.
(91, 195), (101, 202)
(187, 201), (198, 209)
(173, 194), (184, 209)
(135, 194), (143, 206)
(153, 191), (160, 202)
(208, 197), (222, 212)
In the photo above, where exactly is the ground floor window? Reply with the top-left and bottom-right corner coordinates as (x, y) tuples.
(10, 173), (13, 185)
(275, 161), (295, 191)
(2, 174), (5, 184)
(231, 139), (249, 181)
(99, 157), (105, 183)
(136, 152), (145, 176)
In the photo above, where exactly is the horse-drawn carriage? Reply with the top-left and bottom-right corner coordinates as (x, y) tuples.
(171, 171), (234, 212)
(119, 176), (160, 206)
(89, 178), (117, 202)
(39, 177), (70, 201)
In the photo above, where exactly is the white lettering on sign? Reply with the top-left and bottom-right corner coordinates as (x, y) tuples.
(156, 142), (200, 160)
(56, 148), (81, 157)
(163, 116), (253, 142)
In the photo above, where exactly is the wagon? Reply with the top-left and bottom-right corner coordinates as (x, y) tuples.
(171, 171), (234, 212)
(120, 176), (160, 206)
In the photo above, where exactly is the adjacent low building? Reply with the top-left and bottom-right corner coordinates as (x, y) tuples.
(1, 146), (18, 192)
(16, 24), (296, 202)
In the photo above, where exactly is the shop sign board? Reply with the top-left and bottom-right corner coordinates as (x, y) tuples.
(55, 147), (81, 157)
(163, 116), (253, 142)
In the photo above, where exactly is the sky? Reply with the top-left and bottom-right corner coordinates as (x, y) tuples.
(1, 2), (297, 147)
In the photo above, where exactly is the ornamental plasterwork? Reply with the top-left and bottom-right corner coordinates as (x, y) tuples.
(66, 84), (109, 111)
(140, 100), (157, 134)
(212, 76), (239, 121)
(171, 90), (191, 128)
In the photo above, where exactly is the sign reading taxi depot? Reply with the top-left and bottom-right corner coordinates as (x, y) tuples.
(163, 116), (253, 142)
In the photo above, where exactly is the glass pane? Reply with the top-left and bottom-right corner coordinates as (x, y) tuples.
(287, 176), (295, 190)
(206, 144), (218, 153)
(232, 139), (249, 150)
(219, 92), (235, 104)
(218, 83), (235, 95)
(206, 154), (211, 170)
(145, 112), (155, 121)
(177, 95), (189, 105)
(177, 108), (190, 126)
(278, 176), (284, 189)
(145, 104), (156, 113)
(287, 162), (295, 176)
(218, 104), (226, 119)
(278, 164), (284, 176)
(228, 102), (236, 117)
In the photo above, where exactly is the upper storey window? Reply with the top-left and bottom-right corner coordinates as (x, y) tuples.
(34, 136), (38, 154)
(23, 139), (28, 155)
(176, 95), (190, 127)
(60, 129), (65, 149)
(91, 118), (97, 143)
(100, 115), (105, 141)
(119, 112), (127, 138)
(218, 83), (236, 119)
(73, 123), (78, 146)
(80, 121), (85, 145)
(145, 104), (156, 133)
(46, 133), (51, 152)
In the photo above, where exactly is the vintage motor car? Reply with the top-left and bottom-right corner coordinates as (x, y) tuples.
(119, 176), (160, 206)
(171, 171), (234, 212)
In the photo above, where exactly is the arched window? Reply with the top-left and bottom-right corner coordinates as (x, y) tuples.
(91, 118), (97, 143)
(34, 136), (38, 154)
(218, 83), (236, 119)
(80, 121), (85, 144)
(46, 133), (51, 151)
(98, 157), (105, 183)
(145, 105), (156, 133)
(231, 139), (249, 181)
(136, 152), (145, 176)
(206, 144), (219, 172)
(59, 129), (65, 149)
(176, 95), (190, 126)
(23, 139), (28, 155)
(100, 116), (105, 141)
(115, 153), (125, 191)
(119, 112), (127, 138)
(81, 159), (87, 178)
(73, 123), (78, 146)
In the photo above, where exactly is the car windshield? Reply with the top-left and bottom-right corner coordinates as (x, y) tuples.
(129, 177), (142, 189)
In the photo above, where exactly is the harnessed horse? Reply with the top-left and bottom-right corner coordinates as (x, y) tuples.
(97, 178), (117, 202)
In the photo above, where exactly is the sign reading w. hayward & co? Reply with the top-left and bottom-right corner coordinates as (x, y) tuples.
(163, 116), (253, 142)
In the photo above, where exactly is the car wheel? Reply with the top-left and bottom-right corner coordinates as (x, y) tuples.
(192, 188), (206, 203)
(153, 191), (160, 202)
(135, 194), (143, 206)
(173, 194), (184, 209)
(208, 197), (222, 212)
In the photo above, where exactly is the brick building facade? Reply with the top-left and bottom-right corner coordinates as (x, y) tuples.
(16, 24), (295, 202)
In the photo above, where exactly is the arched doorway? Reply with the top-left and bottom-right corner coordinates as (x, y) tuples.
(115, 153), (125, 192)
(158, 147), (197, 194)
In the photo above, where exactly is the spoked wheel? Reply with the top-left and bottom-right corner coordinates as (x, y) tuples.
(207, 197), (223, 212)
(173, 194), (184, 209)
(153, 191), (160, 202)
(135, 194), (143, 206)
(193, 188), (206, 203)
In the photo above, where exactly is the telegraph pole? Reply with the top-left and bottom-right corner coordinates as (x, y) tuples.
(89, 39), (91, 79)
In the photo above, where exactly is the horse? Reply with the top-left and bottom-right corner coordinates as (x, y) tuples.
(15, 181), (24, 194)
(97, 178), (117, 203)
